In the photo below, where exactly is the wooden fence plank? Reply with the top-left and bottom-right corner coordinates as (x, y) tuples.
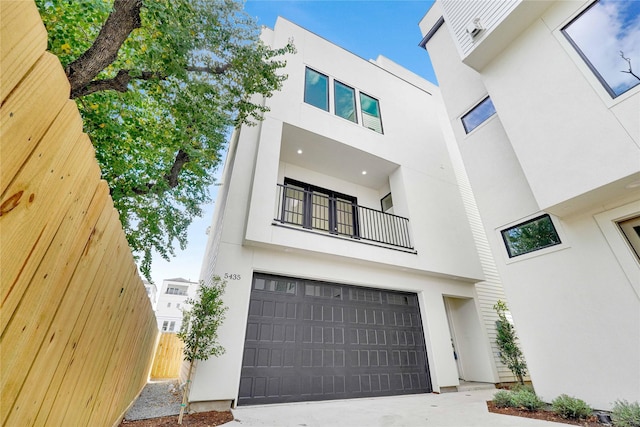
(4, 184), (111, 426)
(33, 208), (126, 426)
(0, 53), (70, 196)
(0, 1), (48, 103)
(1, 4), (160, 425)
(1, 103), (89, 333)
(152, 333), (185, 379)
(0, 165), (104, 419)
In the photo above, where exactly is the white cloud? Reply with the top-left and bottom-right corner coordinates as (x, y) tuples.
(565, 0), (640, 95)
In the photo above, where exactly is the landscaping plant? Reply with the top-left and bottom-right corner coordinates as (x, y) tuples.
(512, 387), (544, 411)
(493, 300), (528, 384)
(551, 394), (592, 419)
(493, 390), (516, 408)
(177, 277), (228, 424)
(612, 399), (640, 427)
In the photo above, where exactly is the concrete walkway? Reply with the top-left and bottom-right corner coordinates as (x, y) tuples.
(227, 389), (568, 427)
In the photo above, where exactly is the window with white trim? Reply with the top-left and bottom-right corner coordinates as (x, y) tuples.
(462, 96), (496, 133)
(501, 214), (561, 258)
(303, 67), (383, 133)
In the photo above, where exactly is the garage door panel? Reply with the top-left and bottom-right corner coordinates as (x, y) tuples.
(239, 274), (431, 405)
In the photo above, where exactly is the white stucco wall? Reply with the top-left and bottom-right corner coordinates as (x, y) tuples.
(422, 0), (640, 410)
(191, 17), (500, 405)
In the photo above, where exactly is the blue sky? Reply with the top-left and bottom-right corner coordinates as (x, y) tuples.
(244, 0), (437, 83)
(148, 0), (436, 287)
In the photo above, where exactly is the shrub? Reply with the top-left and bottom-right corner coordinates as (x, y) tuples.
(513, 388), (544, 411)
(612, 400), (640, 427)
(551, 394), (592, 419)
(493, 390), (516, 408)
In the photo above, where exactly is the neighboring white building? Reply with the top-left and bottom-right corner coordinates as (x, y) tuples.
(155, 278), (198, 333)
(420, 0), (639, 410)
(189, 17), (517, 410)
(142, 279), (158, 310)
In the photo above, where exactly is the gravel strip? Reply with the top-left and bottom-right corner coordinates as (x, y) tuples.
(124, 380), (183, 421)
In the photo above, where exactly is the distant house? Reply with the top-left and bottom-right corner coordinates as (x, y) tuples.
(155, 278), (198, 333)
(419, 0), (640, 410)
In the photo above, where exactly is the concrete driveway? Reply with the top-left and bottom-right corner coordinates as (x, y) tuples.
(227, 388), (568, 426)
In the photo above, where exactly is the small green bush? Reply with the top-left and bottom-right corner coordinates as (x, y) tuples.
(612, 399), (640, 427)
(551, 394), (592, 419)
(513, 388), (544, 411)
(493, 390), (516, 408)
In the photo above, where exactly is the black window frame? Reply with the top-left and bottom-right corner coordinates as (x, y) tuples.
(501, 214), (562, 258)
(359, 91), (384, 134)
(303, 67), (329, 111)
(381, 192), (393, 212)
(282, 178), (359, 238)
(461, 96), (496, 134)
(333, 79), (358, 123)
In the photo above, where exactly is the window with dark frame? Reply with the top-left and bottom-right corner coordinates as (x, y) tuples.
(334, 80), (357, 123)
(501, 214), (562, 258)
(381, 193), (393, 213)
(304, 67), (329, 111)
(562, 0), (640, 98)
(281, 178), (358, 238)
(461, 96), (496, 133)
(359, 92), (383, 133)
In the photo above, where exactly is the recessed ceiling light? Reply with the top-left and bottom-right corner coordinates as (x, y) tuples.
(297, 149), (303, 154)
(362, 171), (367, 175)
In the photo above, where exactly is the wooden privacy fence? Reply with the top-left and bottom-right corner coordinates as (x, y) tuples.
(151, 333), (186, 380)
(1, 3), (159, 426)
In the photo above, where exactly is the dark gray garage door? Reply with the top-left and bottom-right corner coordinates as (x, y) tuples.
(238, 274), (431, 405)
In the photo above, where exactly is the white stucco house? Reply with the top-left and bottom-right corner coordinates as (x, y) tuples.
(188, 17), (520, 411)
(419, 0), (639, 410)
(155, 277), (198, 333)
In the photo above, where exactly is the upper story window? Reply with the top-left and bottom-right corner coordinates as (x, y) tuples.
(166, 286), (187, 296)
(501, 214), (561, 258)
(461, 96), (496, 133)
(359, 92), (383, 133)
(334, 80), (357, 123)
(303, 66), (383, 133)
(562, 0), (640, 98)
(304, 67), (329, 111)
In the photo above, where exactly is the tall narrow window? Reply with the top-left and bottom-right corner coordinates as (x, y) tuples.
(461, 97), (496, 133)
(304, 67), (329, 111)
(562, 0), (640, 98)
(501, 214), (561, 258)
(334, 80), (357, 122)
(359, 92), (383, 133)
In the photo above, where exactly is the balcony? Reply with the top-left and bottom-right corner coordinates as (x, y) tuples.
(273, 184), (413, 250)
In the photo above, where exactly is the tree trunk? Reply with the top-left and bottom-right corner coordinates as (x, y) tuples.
(65, 0), (143, 97)
(178, 361), (194, 425)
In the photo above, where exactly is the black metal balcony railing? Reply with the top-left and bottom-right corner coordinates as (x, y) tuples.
(274, 184), (413, 250)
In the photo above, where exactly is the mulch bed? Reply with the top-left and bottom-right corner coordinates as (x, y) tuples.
(119, 411), (234, 427)
(487, 401), (602, 426)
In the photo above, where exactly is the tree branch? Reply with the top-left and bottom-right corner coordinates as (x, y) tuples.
(620, 51), (640, 82)
(65, 0), (143, 96)
(131, 149), (191, 196)
(71, 69), (164, 98)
